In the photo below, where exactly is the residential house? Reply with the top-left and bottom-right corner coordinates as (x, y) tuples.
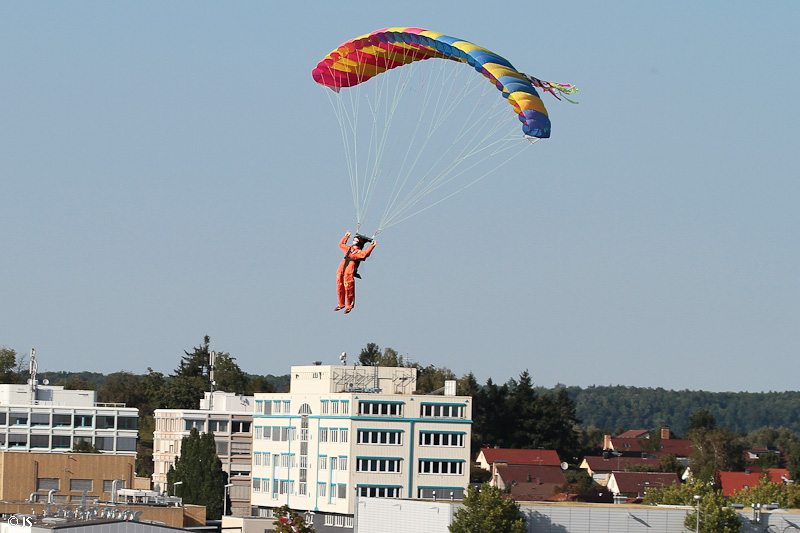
(476, 447), (562, 471)
(493, 465), (567, 501)
(602, 427), (692, 462)
(606, 471), (680, 499)
(719, 468), (792, 497)
(579, 455), (663, 486)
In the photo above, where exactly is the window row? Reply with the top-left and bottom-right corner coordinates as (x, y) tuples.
(420, 403), (465, 418)
(255, 426), (296, 441)
(318, 483), (348, 500)
(356, 458), (402, 473)
(324, 514), (354, 527)
(419, 432), (465, 447)
(319, 428), (348, 443)
(418, 460), (464, 475)
(38, 478), (124, 492)
(358, 486), (401, 498)
(358, 402), (403, 417)
(185, 419), (250, 433)
(1, 434), (136, 451)
(0, 413), (137, 430)
(320, 400), (350, 415)
(357, 429), (402, 445)
(256, 400), (292, 415)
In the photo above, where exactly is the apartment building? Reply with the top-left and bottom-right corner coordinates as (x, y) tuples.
(152, 390), (254, 516)
(250, 364), (472, 530)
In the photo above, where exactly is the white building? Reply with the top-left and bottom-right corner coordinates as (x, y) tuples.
(0, 357), (138, 455)
(152, 390), (254, 516)
(250, 364), (472, 530)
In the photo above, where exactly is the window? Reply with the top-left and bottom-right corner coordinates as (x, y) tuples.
(273, 401), (282, 414)
(263, 453), (271, 467)
(340, 429), (349, 443)
(10, 413), (28, 425)
(279, 480), (289, 495)
(254, 452), (262, 466)
(330, 457), (338, 471)
(339, 457), (348, 470)
(70, 479), (92, 492)
(319, 456), (328, 470)
(95, 436), (115, 451)
(38, 478), (60, 491)
(31, 413), (50, 426)
(330, 429), (338, 443)
(263, 426), (272, 441)
(319, 428), (328, 442)
(209, 420), (228, 433)
(331, 401), (339, 415)
(321, 401), (329, 415)
(231, 441), (251, 455)
(118, 416), (138, 430)
(0, 413), (5, 425)
(358, 430), (402, 445)
(30, 434), (49, 448)
(299, 403), (312, 415)
(420, 403), (465, 418)
(341, 401), (350, 415)
(96, 416), (115, 429)
(185, 419), (204, 431)
(261, 401), (272, 415)
(337, 484), (347, 499)
(252, 478), (261, 492)
(358, 402), (403, 416)
(299, 482), (308, 496)
(318, 483), (327, 497)
(8, 433), (27, 447)
(419, 432), (465, 447)
(52, 414), (71, 427)
(116, 437), (136, 451)
(356, 458), (402, 473)
(418, 460), (464, 475)
(103, 480), (125, 492)
(52, 435), (71, 448)
(232, 421), (251, 433)
(262, 479), (270, 493)
(283, 401), (291, 413)
(216, 441), (229, 455)
(74, 414), (93, 427)
(358, 486), (401, 498)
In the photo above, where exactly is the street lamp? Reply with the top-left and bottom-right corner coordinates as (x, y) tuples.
(223, 484), (234, 516)
(693, 494), (702, 532)
(172, 481), (183, 498)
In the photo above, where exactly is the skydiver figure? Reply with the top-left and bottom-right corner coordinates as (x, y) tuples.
(335, 231), (377, 314)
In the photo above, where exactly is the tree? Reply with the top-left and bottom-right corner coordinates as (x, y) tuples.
(358, 342), (382, 366)
(98, 372), (145, 407)
(688, 426), (745, 482)
(449, 483), (526, 533)
(0, 346), (18, 383)
(684, 491), (742, 533)
(166, 428), (228, 519)
(273, 505), (315, 533)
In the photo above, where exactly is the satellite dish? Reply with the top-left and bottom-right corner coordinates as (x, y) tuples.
(339, 352), (347, 365)
(561, 462), (569, 471)
(43, 379), (49, 385)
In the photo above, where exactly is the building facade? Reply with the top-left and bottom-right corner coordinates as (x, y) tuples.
(250, 364), (472, 529)
(0, 384), (138, 455)
(152, 391), (254, 516)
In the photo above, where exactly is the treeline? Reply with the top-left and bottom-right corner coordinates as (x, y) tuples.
(540, 385), (800, 436)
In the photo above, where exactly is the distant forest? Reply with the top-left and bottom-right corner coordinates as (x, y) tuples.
(37, 370), (799, 436)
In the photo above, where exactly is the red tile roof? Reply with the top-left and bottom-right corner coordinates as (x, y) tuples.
(478, 448), (562, 467)
(616, 430), (650, 439)
(606, 438), (693, 458)
(719, 469), (791, 497)
(495, 465), (567, 501)
(610, 472), (680, 496)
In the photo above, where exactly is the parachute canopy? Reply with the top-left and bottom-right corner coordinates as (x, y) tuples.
(312, 27), (576, 235)
(313, 27), (575, 139)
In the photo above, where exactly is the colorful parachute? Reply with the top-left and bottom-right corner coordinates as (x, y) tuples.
(313, 27), (576, 139)
(313, 28), (576, 235)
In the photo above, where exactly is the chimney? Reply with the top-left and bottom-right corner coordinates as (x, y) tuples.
(661, 427), (671, 440)
(603, 434), (612, 449)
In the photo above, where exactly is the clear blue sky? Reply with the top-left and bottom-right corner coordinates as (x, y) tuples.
(2, 2), (798, 392)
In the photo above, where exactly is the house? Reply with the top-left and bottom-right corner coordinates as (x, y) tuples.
(606, 471), (680, 498)
(476, 448), (562, 471)
(718, 468), (791, 497)
(602, 427), (692, 461)
(493, 465), (567, 501)
(579, 455), (663, 485)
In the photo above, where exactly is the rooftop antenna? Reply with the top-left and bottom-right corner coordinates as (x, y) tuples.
(28, 348), (38, 397)
(339, 352), (347, 366)
(209, 350), (217, 409)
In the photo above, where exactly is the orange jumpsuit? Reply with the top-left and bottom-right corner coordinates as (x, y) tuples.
(336, 235), (375, 310)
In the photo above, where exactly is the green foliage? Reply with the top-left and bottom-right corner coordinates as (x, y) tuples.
(72, 440), (100, 453)
(449, 483), (526, 533)
(166, 428), (228, 520)
(789, 442), (800, 482)
(659, 454), (686, 477)
(0, 346), (18, 383)
(470, 465), (492, 484)
(559, 469), (597, 496)
(273, 505), (315, 533)
(688, 425), (745, 481)
(729, 475), (800, 508)
(684, 492), (742, 533)
(98, 371), (145, 406)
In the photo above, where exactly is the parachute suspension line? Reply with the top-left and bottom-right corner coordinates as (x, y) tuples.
(375, 62), (526, 232)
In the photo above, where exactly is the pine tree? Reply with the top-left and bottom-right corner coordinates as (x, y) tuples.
(166, 428), (228, 519)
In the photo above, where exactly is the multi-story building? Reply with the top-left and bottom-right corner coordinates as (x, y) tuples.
(0, 366), (138, 456)
(250, 364), (472, 530)
(152, 390), (254, 516)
